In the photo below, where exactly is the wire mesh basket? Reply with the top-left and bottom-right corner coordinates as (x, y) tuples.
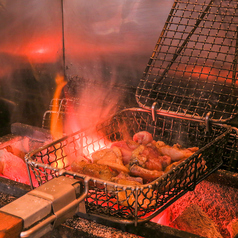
(25, 108), (231, 224)
(136, 0), (238, 123)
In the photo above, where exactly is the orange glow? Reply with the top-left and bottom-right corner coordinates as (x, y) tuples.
(24, 36), (61, 64)
(0, 33), (61, 65)
(50, 156), (66, 170)
(150, 209), (171, 226)
(49, 74), (67, 169)
(171, 64), (238, 85)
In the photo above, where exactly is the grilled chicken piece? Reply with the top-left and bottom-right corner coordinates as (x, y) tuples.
(156, 142), (199, 161)
(93, 146), (129, 173)
(91, 148), (111, 163)
(164, 161), (181, 173)
(130, 143), (170, 171)
(133, 131), (153, 145)
(130, 164), (164, 183)
(112, 171), (143, 184)
(110, 140), (139, 165)
(145, 155), (171, 171)
(71, 160), (116, 181)
(132, 144), (160, 161)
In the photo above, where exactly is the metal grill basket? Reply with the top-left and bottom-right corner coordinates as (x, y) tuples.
(25, 108), (231, 224)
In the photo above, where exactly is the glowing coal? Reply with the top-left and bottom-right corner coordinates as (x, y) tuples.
(0, 148), (38, 187)
(152, 179), (238, 238)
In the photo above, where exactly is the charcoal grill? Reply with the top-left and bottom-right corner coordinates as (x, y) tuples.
(1, 0), (238, 237)
(25, 0), (237, 225)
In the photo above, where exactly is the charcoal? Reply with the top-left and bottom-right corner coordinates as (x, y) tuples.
(11, 122), (52, 142)
(0, 149), (38, 186)
(170, 204), (222, 238)
(5, 145), (25, 160)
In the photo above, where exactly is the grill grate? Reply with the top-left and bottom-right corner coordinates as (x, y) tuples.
(136, 0), (238, 122)
(26, 109), (231, 224)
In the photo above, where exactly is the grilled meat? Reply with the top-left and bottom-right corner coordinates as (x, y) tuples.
(133, 131), (153, 145)
(130, 164), (164, 183)
(110, 140), (139, 165)
(156, 142), (199, 161)
(71, 131), (199, 185)
(92, 146), (129, 173)
(71, 160), (116, 181)
(112, 171), (143, 184)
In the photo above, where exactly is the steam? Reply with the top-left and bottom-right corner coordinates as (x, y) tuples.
(64, 74), (121, 134)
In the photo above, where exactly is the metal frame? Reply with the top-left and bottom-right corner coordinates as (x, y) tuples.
(136, 0), (238, 123)
(25, 108), (232, 225)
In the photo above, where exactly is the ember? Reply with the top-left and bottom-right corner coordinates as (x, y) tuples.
(152, 178), (238, 238)
(0, 135), (47, 186)
(0, 148), (38, 187)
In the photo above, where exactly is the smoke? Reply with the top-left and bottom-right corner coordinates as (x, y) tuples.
(63, 0), (174, 87)
(63, 74), (122, 134)
(0, 0), (174, 135)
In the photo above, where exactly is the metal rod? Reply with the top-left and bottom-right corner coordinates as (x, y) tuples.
(20, 177), (89, 238)
(61, 0), (66, 79)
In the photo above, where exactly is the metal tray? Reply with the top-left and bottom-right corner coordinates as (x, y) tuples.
(25, 108), (231, 224)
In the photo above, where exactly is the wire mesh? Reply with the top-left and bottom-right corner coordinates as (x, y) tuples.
(26, 108), (231, 223)
(136, 0), (238, 122)
(221, 127), (238, 172)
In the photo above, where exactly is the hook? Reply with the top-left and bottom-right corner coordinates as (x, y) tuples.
(151, 102), (158, 123)
(205, 111), (212, 134)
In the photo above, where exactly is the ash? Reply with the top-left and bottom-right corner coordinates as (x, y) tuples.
(0, 192), (16, 207)
(64, 217), (141, 238)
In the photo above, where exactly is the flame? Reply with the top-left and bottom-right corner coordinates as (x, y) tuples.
(50, 73), (67, 140)
(49, 73), (67, 169)
(49, 72), (120, 169)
